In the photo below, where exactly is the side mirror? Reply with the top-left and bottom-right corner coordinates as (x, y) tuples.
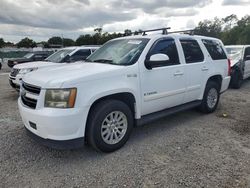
(145, 53), (170, 69)
(245, 55), (250, 61)
(64, 55), (71, 63)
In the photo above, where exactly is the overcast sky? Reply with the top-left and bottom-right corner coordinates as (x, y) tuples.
(0, 0), (250, 43)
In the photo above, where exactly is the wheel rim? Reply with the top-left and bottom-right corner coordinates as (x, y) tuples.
(207, 88), (218, 109)
(101, 111), (128, 145)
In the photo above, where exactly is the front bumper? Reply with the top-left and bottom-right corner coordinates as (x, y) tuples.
(25, 126), (85, 149)
(221, 76), (231, 93)
(18, 98), (89, 149)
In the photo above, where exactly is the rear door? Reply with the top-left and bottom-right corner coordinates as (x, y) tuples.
(180, 39), (207, 102)
(243, 47), (250, 78)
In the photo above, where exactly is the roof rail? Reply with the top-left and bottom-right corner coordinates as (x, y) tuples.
(132, 27), (171, 36)
(131, 28), (195, 36)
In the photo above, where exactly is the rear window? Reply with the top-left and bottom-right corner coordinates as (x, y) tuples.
(202, 39), (227, 60)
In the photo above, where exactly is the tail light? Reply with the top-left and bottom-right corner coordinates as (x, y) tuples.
(228, 59), (231, 76)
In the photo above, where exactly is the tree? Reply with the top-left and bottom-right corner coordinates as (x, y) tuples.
(16, 37), (36, 48)
(48, 36), (63, 47)
(223, 14), (238, 31)
(63, 38), (75, 46)
(194, 18), (223, 38)
(0, 38), (5, 48)
(124, 29), (132, 36)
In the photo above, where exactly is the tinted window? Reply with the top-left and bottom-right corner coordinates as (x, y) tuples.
(149, 39), (180, 66)
(244, 47), (250, 59)
(180, 39), (204, 63)
(73, 49), (91, 57)
(202, 39), (227, 60)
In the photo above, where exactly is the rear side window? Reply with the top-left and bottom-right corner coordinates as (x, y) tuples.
(180, 39), (204, 63)
(202, 39), (227, 60)
(149, 39), (180, 66)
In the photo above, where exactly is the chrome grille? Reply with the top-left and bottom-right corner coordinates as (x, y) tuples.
(21, 82), (41, 109)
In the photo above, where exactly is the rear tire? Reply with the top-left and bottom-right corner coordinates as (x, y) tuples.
(87, 99), (134, 152)
(231, 71), (243, 89)
(199, 81), (220, 113)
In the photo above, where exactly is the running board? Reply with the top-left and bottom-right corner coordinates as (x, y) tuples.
(136, 100), (202, 126)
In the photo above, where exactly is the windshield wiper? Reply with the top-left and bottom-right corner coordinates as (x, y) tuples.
(93, 59), (113, 63)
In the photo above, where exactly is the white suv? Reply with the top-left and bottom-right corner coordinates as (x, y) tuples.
(18, 29), (231, 152)
(9, 46), (99, 91)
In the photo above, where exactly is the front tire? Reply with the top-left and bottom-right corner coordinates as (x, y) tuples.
(87, 99), (134, 152)
(199, 81), (220, 113)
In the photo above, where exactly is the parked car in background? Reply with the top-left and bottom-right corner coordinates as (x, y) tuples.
(9, 46), (99, 91)
(226, 45), (250, 88)
(18, 29), (231, 152)
(7, 51), (53, 68)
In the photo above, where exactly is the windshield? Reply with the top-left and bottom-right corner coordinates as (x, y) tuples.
(24, 53), (34, 59)
(86, 38), (150, 65)
(45, 49), (74, 63)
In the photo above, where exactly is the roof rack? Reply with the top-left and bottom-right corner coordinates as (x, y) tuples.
(131, 28), (195, 36)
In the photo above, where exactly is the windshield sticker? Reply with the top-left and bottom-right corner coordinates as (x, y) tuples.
(128, 40), (142, 45)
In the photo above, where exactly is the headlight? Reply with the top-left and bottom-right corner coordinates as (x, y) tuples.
(45, 88), (77, 108)
(19, 67), (38, 74)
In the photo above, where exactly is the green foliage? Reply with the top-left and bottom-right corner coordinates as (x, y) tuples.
(63, 38), (75, 47)
(48, 36), (63, 46)
(16, 37), (36, 48)
(194, 14), (250, 45)
(75, 28), (124, 46)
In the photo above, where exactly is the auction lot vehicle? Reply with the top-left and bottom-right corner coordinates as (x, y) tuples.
(9, 46), (99, 91)
(7, 51), (53, 68)
(225, 45), (250, 89)
(18, 28), (231, 152)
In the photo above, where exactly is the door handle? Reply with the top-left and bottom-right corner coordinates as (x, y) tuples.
(174, 72), (184, 76)
(202, 67), (209, 71)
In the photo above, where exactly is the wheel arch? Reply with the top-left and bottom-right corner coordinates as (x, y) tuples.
(206, 75), (223, 91)
(85, 92), (137, 139)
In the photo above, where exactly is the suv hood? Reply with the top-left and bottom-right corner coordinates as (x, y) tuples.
(23, 62), (125, 88)
(14, 61), (59, 69)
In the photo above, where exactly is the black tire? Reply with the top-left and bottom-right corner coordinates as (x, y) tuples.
(199, 81), (220, 113)
(0, 63), (2, 70)
(87, 99), (134, 152)
(231, 71), (243, 89)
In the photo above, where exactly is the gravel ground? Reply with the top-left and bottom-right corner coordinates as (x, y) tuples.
(0, 68), (250, 187)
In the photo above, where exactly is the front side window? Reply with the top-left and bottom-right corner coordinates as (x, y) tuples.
(147, 39), (180, 66)
(86, 38), (149, 65)
(180, 39), (204, 64)
(202, 39), (227, 60)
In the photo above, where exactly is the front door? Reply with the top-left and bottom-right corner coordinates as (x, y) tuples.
(140, 38), (186, 116)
